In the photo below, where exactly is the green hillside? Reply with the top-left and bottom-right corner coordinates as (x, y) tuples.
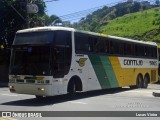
(97, 8), (160, 43)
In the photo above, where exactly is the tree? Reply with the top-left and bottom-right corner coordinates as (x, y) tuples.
(153, 9), (160, 29)
(0, 0), (47, 83)
(0, 0), (46, 48)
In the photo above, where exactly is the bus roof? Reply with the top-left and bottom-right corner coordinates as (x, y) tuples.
(17, 26), (157, 46)
(17, 26), (74, 33)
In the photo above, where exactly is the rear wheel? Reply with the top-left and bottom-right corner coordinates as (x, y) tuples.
(143, 75), (149, 88)
(136, 74), (143, 88)
(129, 85), (137, 89)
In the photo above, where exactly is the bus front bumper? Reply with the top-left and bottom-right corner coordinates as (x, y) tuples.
(9, 83), (53, 96)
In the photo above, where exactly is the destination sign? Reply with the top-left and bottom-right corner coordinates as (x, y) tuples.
(118, 57), (158, 68)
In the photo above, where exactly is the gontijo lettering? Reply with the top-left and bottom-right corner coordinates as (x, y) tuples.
(124, 59), (143, 66)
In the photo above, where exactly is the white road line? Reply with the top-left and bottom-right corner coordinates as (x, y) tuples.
(1, 94), (18, 97)
(0, 117), (17, 120)
(69, 101), (87, 105)
(124, 91), (152, 93)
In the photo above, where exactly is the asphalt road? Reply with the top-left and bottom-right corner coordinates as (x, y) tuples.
(0, 84), (160, 120)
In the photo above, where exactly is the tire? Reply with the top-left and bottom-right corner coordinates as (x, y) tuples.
(143, 75), (149, 88)
(130, 85), (137, 89)
(136, 74), (143, 88)
(35, 95), (44, 100)
(68, 80), (76, 94)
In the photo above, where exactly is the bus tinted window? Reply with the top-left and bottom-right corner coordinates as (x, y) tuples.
(135, 45), (144, 57)
(152, 47), (157, 58)
(124, 43), (132, 56)
(93, 38), (105, 53)
(53, 30), (72, 78)
(75, 33), (90, 52)
(105, 40), (110, 54)
(110, 40), (120, 55)
(145, 46), (152, 57)
(14, 31), (54, 45)
(119, 42), (124, 55)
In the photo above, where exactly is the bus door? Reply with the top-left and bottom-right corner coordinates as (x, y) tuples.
(51, 30), (72, 79)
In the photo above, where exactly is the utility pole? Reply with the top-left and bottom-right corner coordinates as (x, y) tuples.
(25, 0), (38, 28)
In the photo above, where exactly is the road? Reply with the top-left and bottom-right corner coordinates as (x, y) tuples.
(0, 84), (160, 120)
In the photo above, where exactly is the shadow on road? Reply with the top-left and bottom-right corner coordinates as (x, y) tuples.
(2, 87), (132, 107)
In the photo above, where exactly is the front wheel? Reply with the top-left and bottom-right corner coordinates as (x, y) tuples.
(68, 80), (76, 94)
(35, 95), (44, 100)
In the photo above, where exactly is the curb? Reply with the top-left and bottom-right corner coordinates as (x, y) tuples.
(153, 92), (160, 97)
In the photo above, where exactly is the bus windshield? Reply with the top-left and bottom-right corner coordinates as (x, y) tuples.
(13, 31), (54, 45)
(10, 46), (51, 76)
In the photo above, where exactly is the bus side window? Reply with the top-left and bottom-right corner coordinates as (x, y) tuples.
(52, 30), (72, 78)
(110, 41), (119, 54)
(75, 33), (90, 53)
(105, 40), (109, 54)
(93, 38), (105, 53)
(119, 43), (124, 55)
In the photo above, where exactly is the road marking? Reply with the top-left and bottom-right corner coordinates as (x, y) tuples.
(124, 91), (152, 93)
(1, 94), (18, 97)
(0, 117), (17, 120)
(69, 101), (87, 104)
(126, 90), (160, 94)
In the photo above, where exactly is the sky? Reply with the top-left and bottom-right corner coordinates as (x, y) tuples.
(45, 0), (127, 21)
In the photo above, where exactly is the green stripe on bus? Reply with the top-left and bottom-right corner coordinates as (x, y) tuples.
(89, 55), (111, 89)
(100, 56), (119, 88)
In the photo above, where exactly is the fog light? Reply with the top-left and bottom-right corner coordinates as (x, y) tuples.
(9, 86), (14, 89)
(38, 88), (45, 91)
(9, 86), (15, 93)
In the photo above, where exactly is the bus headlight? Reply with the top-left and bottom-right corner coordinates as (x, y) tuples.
(38, 88), (45, 91)
(9, 86), (14, 89)
(9, 86), (16, 92)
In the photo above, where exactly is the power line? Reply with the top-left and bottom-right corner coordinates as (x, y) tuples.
(58, 0), (128, 21)
(45, 0), (59, 3)
(58, 0), (156, 22)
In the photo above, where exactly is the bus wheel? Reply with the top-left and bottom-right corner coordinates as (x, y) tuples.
(35, 95), (44, 100)
(136, 74), (143, 88)
(68, 80), (76, 94)
(143, 74), (150, 88)
(129, 85), (137, 89)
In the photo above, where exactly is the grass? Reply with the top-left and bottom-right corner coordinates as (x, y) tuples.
(98, 8), (160, 42)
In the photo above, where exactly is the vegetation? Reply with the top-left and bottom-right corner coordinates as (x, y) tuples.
(0, 0), (60, 64)
(0, 0), (59, 49)
(98, 8), (160, 43)
(71, 0), (160, 43)
(72, 0), (155, 31)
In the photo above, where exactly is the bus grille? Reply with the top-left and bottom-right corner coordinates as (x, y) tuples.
(26, 79), (36, 83)
(16, 79), (24, 83)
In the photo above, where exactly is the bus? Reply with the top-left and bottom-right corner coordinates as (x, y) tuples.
(9, 26), (159, 98)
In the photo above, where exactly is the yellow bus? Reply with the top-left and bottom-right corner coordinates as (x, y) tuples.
(9, 26), (158, 99)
